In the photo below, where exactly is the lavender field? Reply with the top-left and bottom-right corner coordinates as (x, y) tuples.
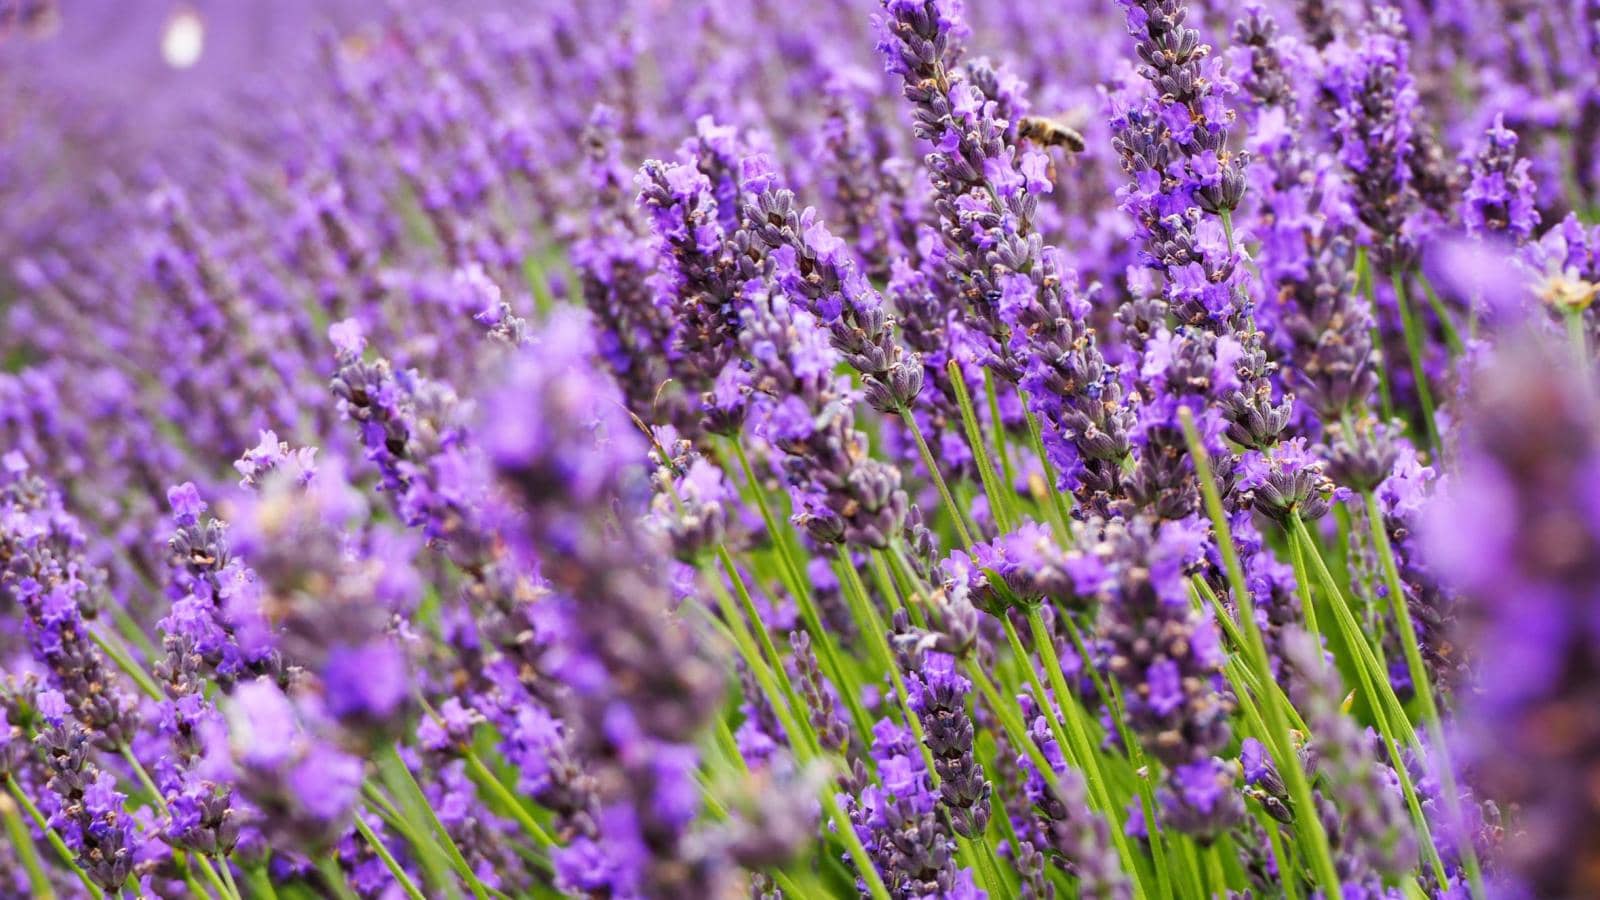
(0, 0), (1597, 897)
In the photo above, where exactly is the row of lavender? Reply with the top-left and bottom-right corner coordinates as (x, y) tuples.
(0, 0), (1597, 897)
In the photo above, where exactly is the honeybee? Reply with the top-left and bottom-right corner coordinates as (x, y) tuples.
(1017, 114), (1088, 153)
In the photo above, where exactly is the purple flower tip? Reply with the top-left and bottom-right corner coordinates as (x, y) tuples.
(166, 481), (207, 525)
(329, 318), (366, 357)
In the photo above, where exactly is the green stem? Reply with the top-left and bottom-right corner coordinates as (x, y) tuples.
(1415, 273), (1464, 356)
(217, 858), (244, 900)
(118, 744), (170, 818)
(106, 602), (159, 659)
(1020, 404), (1075, 544)
(1266, 823), (1299, 900)
(983, 369), (1019, 499)
(835, 559), (941, 778)
(1362, 492), (1488, 900)
(1288, 515), (1419, 752)
(713, 715), (751, 777)
(374, 750), (459, 899)
(1289, 511), (1459, 891)
(822, 788), (895, 900)
(727, 440), (874, 739)
(1191, 578), (1310, 735)
(870, 550), (923, 629)
(705, 575), (820, 757)
(381, 744), (494, 900)
(353, 813), (427, 900)
(1172, 837), (1206, 900)
(189, 851), (235, 900)
(1390, 270), (1441, 453)
(948, 360), (1017, 532)
(1204, 844), (1228, 896)
(315, 849), (365, 900)
(1219, 208), (1257, 332)
(1177, 408), (1343, 898)
(0, 790), (54, 899)
(963, 654), (1127, 898)
(247, 866), (280, 900)
(1566, 307), (1590, 362)
(1004, 614), (1145, 899)
(1059, 616), (1173, 900)
(1021, 610), (1112, 811)
(462, 752), (554, 848)
(969, 835), (1009, 899)
(898, 405), (976, 548)
(716, 544), (818, 754)
(708, 572), (893, 900)
(89, 630), (163, 701)
(1287, 530), (1323, 645)
(1357, 248), (1396, 421)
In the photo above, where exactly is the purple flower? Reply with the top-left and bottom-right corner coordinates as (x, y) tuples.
(1321, 4), (1423, 271)
(328, 317), (366, 357)
(321, 641), (409, 722)
(1092, 516), (1243, 839)
(483, 309), (725, 894)
(213, 677), (361, 851)
(166, 481), (206, 525)
(1422, 334), (1600, 896)
(1461, 115), (1540, 245)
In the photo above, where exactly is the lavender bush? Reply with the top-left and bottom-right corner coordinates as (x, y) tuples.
(0, 0), (1597, 897)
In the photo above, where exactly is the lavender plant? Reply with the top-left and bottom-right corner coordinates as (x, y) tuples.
(0, 0), (1595, 897)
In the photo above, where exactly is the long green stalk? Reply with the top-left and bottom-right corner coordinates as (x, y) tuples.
(706, 572), (822, 757)
(89, 630), (163, 701)
(1390, 270), (1441, 452)
(353, 814), (427, 900)
(247, 866), (280, 900)
(374, 748), (460, 899)
(0, 789), (54, 899)
(1415, 273), (1464, 356)
(998, 614), (1146, 899)
(984, 370), (1020, 496)
(834, 558), (942, 780)
(948, 360), (1019, 532)
(709, 568), (893, 900)
(726, 440), (874, 739)
(1021, 610), (1113, 812)
(1356, 248), (1396, 420)
(315, 854), (363, 900)
(1288, 515), (1419, 751)
(1288, 516), (1470, 892)
(461, 752), (554, 848)
(1019, 404), (1074, 543)
(1177, 408), (1343, 897)
(716, 544), (816, 751)
(1361, 492), (1487, 899)
(1286, 522), (1448, 887)
(380, 744), (494, 900)
(898, 405), (975, 548)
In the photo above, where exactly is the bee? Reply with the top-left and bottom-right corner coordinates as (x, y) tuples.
(1017, 114), (1088, 153)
